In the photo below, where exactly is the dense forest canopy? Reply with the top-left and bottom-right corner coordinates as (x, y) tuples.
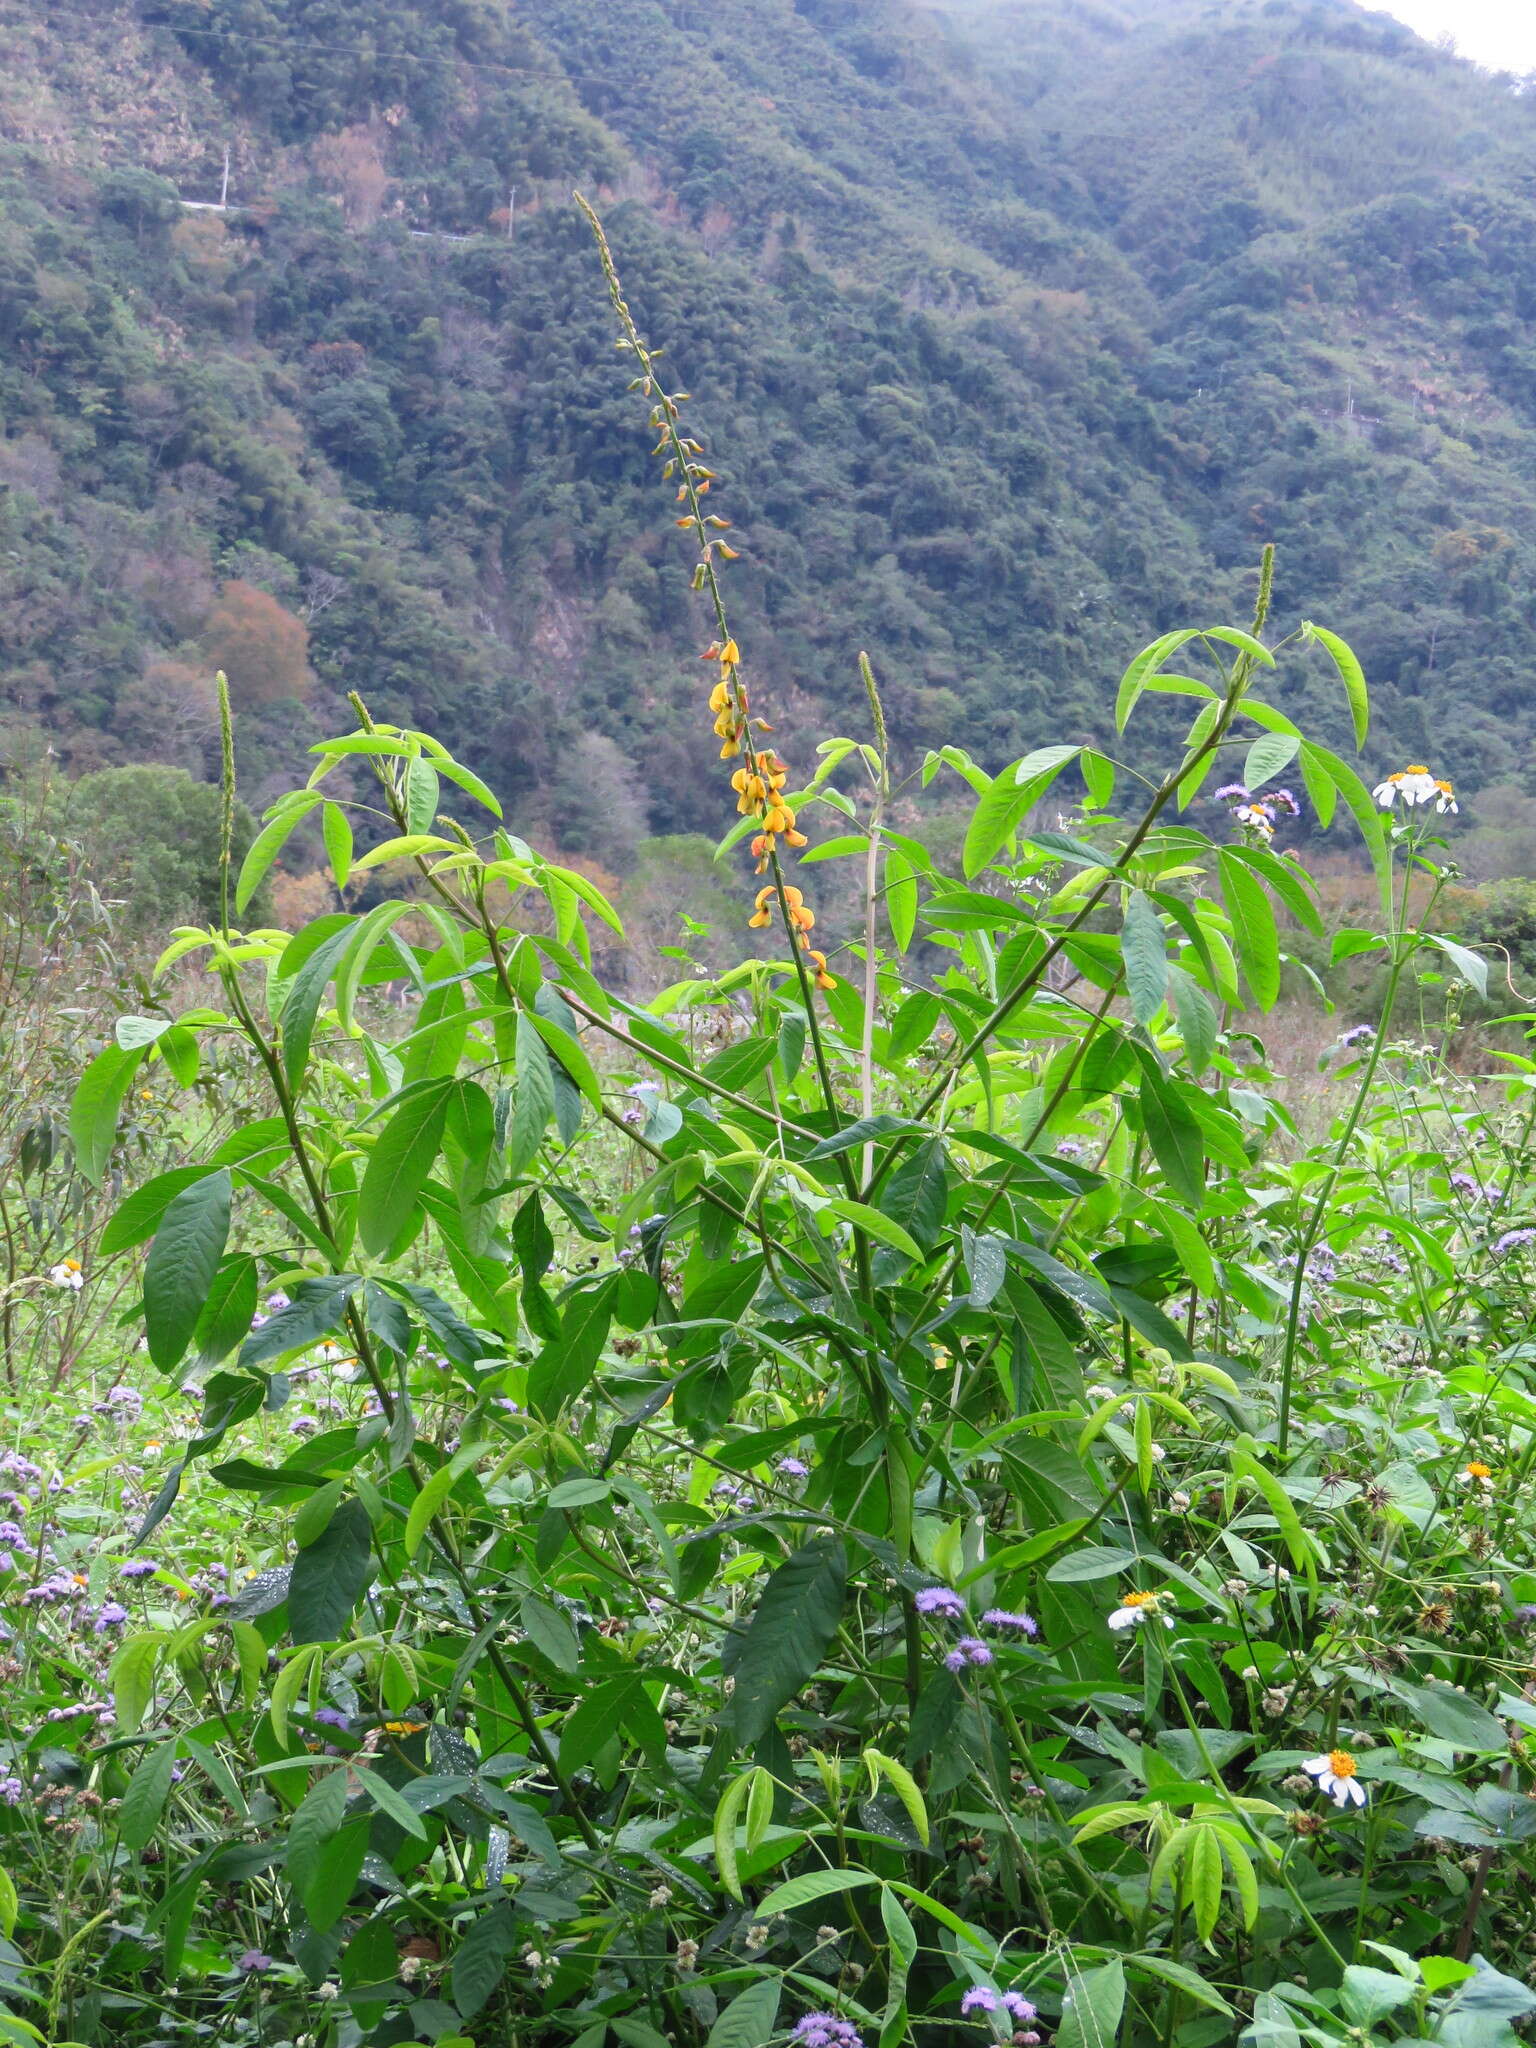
(4, 0), (1536, 867)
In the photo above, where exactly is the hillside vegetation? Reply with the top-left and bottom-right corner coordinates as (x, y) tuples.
(4, 0), (1536, 869)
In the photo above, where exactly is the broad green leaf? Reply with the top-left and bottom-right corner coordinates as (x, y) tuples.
(1301, 740), (1392, 915)
(239, 1276), (359, 1367)
(1138, 1066), (1206, 1208)
(1425, 933), (1489, 1000)
(119, 1739), (179, 1853)
(729, 1538), (847, 1746)
(524, 1003), (602, 1113)
(1340, 1967), (1416, 2029)
(143, 1170), (232, 1373)
(885, 846), (917, 953)
(864, 1748), (930, 1845)
(1391, 1678), (1505, 1752)
(561, 1671), (665, 1773)
(1116, 629), (1204, 732)
(1176, 700), (1223, 811)
(1045, 1544), (1139, 1583)
(70, 1042), (144, 1185)
(705, 1977), (781, 2047)
(713, 1771), (754, 1901)
(1217, 847), (1280, 1011)
(404, 757), (441, 834)
(110, 1632), (165, 1737)
(279, 922), (358, 1089)
(1130, 1953), (1232, 2016)
(1190, 1823), (1223, 1941)
(1241, 731), (1299, 790)
(451, 1904), (520, 2018)
(101, 1166), (221, 1256)
(879, 1137), (949, 1253)
(1121, 889), (1168, 1025)
(963, 745), (1079, 876)
(268, 1644), (321, 1746)
(348, 832), (457, 873)
(1167, 965), (1218, 1075)
(322, 800), (353, 889)
(529, 1276), (615, 1419)
(821, 1199), (922, 1262)
(507, 1012), (555, 1178)
(237, 792), (319, 913)
(1303, 621), (1370, 749)
(359, 1769), (429, 1840)
(1059, 1960), (1126, 2048)
(335, 901), (418, 1028)
(404, 1460), (460, 1561)
(115, 1014), (172, 1050)
(358, 1081), (452, 1257)
(753, 1866), (877, 1917)
(1231, 1447), (1318, 1585)
(287, 1766), (347, 1909)
(190, 1253), (259, 1370)
(288, 1496), (372, 1645)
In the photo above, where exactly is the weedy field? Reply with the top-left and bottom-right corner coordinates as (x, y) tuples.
(0, 215), (1534, 2048)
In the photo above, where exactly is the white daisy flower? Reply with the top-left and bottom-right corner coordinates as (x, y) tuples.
(1301, 1748), (1367, 1807)
(1108, 1589), (1174, 1632)
(1372, 766), (1457, 813)
(1457, 1460), (1494, 1490)
(1233, 802), (1276, 841)
(48, 1260), (83, 1292)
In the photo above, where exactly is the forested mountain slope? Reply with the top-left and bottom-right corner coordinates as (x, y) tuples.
(4, 0), (1536, 864)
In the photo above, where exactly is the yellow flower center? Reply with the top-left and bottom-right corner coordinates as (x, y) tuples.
(1122, 1591), (1156, 1609)
(1404, 765), (1430, 775)
(1327, 1749), (1357, 1779)
(1465, 1461), (1492, 1480)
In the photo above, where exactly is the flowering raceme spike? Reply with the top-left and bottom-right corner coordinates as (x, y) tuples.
(576, 194), (832, 987)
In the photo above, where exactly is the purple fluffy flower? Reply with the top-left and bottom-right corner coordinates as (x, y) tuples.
(313, 1706), (350, 1730)
(961, 1987), (1000, 2014)
(237, 1950), (275, 1974)
(1004, 1992), (1038, 2021)
(120, 1559), (157, 1580)
(1495, 1229), (1536, 1257)
(914, 1586), (965, 1620)
(777, 1456), (810, 1479)
(1514, 1604), (1536, 1629)
(982, 1608), (1039, 1637)
(1214, 783), (1250, 804)
(0, 1778), (22, 1806)
(1450, 1173), (1486, 1199)
(92, 1602), (129, 1633)
(791, 2017), (864, 2048)
(957, 1636), (993, 1667)
(1339, 1024), (1374, 1048)
(944, 1648), (968, 1673)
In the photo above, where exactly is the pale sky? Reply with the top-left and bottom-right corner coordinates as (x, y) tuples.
(1380, 0), (1536, 71)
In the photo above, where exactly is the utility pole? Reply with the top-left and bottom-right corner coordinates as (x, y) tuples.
(507, 184), (516, 239)
(219, 143), (230, 210)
